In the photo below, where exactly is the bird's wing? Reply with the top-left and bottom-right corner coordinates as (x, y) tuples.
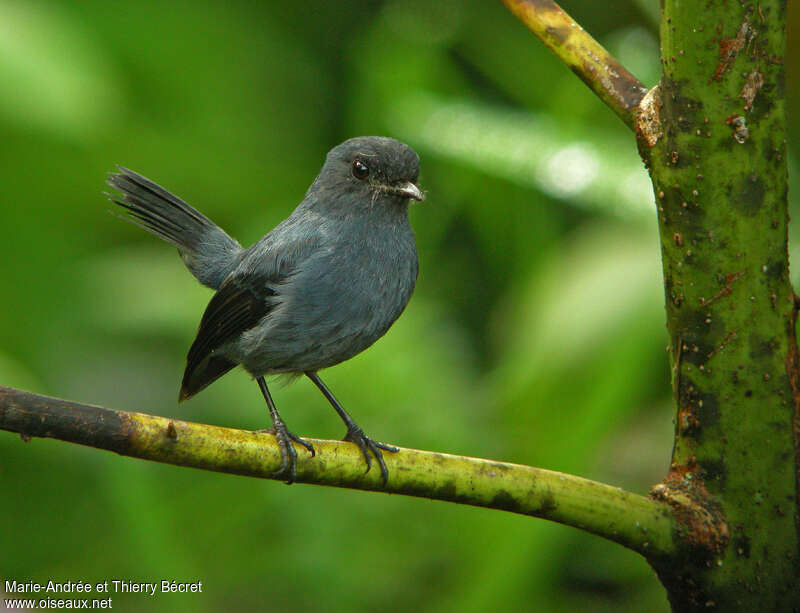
(178, 207), (322, 399)
(179, 271), (281, 400)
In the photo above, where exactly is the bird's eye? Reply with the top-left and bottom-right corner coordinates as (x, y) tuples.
(352, 159), (369, 180)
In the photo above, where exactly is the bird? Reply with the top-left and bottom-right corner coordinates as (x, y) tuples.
(106, 136), (424, 485)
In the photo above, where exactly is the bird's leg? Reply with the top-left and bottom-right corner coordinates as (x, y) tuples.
(257, 376), (315, 484)
(305, 371), (398, 486)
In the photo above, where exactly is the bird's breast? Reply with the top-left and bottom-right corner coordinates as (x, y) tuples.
(335, 220), (417, 330)
(237, 219), (418, 374)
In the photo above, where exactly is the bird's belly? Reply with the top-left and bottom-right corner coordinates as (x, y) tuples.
(235, 255), (416, 375)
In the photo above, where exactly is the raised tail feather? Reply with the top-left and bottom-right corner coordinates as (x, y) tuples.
(107, 167), (243, 290)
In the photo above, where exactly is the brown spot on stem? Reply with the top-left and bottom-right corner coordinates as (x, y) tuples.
(698, 271), (745, 307)
(166, 421), (178, 440)
(678, 408), (701, 435)
(726, 115), (750, 144)
(740, 70), (764, 110)
(783, 311), (800, 534)
(713, 18), (756, 81)
(707, 329), (739, 360)
(650, 467), (729, 555)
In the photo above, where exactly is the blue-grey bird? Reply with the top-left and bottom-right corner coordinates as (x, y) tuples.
(106, 136), (424, 484)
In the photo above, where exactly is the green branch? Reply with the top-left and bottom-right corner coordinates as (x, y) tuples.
(499, 0), (647, 130)
(0, 385), (675, 558)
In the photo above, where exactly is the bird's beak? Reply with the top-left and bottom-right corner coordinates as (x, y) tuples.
(394, 182), (425, 202)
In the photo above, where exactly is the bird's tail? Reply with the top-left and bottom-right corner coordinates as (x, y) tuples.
(107, 167), (243, 290)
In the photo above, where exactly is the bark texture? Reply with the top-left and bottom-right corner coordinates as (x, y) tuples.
(636, 1), (800, 609)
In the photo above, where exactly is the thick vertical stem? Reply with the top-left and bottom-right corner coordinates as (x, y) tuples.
(637, 1), (799, 609)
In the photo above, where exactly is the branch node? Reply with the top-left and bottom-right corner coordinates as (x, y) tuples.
(650, 466), (729, 556)
(635, 85), (663, 147)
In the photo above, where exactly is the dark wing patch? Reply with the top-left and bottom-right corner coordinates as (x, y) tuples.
(180, 274), (280, 399)
(179, 355), (237, 402)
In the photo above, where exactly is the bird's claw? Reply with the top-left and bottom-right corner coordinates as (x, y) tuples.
(259, 425), (315, 485)
(344, 426), (398, 487)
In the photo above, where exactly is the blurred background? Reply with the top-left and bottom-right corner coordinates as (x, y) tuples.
(1, 1), (798, 611)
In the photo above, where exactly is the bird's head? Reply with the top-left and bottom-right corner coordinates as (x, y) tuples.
(312, 136), (424, 212)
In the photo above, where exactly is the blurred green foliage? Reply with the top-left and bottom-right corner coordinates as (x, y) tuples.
(2, 1), (799, 611)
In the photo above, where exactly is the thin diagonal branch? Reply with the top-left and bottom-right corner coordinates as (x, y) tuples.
(500, 0), (647, 130)
(0, 385), (675, 558)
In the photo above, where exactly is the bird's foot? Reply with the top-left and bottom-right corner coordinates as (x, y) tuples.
(344, 426), (398, 487)
(257, 425), (315, 485)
